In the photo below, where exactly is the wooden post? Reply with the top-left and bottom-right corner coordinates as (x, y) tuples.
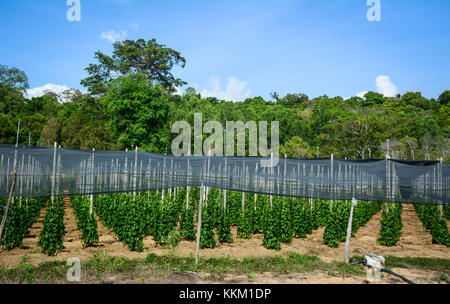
(0, 163), (18, 246)
(1, 118), (20, 240)
(345, 198), (357, 264)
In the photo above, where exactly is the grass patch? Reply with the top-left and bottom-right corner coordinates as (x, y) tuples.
(6, 252), (448, 284)
(384, 256), (450, 271)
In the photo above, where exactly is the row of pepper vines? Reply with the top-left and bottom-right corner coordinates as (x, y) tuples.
(71, 195), (99, 247)
(0, 197), (46, 250)
(91, 189), (384, 251)
(415, 204), (449, 246)
(85, 188), (450, 252)
(323, 200), (382, 247)
(39, 196), (65, 256)
(95, 193), (145, 251)
(94, 189), (187, 251)
(377, 203), (403, 246)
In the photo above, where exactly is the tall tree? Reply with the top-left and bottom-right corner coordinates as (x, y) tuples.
(39, 118), (62, 147)
(0, 65), (29, 114)
(81, 39), (186, 95)
(438, 90), (450, 106)
(280, 136), (313, 159)
(100, 73), (172, 152)
(0, 114), (15, 144)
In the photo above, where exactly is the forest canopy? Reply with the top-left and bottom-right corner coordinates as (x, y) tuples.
(0, 39), (449, 161)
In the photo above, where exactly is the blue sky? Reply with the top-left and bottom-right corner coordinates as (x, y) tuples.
(1, 0), (449, 101)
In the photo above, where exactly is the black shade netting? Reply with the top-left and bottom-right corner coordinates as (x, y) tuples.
(0, 145), (448, 204)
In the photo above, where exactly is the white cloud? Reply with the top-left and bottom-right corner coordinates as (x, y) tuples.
(201, 76), (251, 102)
(173, 86), (183, 96)
(100, 30), (127, 43)
(130, 23), (139, 30)
(376, 75), (398, 97)
(350, 76), (399, 99)
(26, 84), (70, 99)
(357, 91), (368, 99)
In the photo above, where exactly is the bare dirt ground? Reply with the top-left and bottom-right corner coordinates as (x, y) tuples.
(95, 267), (440, 284)
(0, 198), (448, 284)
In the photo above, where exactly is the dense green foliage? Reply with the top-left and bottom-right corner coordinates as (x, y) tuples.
(81, 39), (186, 96)
(154, 195), (180, 246)
(323, 200), (382, 247)
(237, 194), (254, 239)
(5, 189), (435, 255)
(95, 193), (144, 251)
(280, 198), (293, 243)
(180, 203), (196, 241)
(71, 195), (99, 247)
(262, 202), (281, 250)
(1, 197), (46, 250)
(291, 199), (315, 238)
(377, 204), (403, 247)
(323, 201), (351, 247)
(199, 198), (216, 249)
(1, 44), (448, 160)
(217, 205), (233, 244)
(39, 197), (65, 256)
(415, 204), (449, 246)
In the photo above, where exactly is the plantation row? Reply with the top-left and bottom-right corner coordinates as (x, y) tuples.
(76, 188), (447, 252)
(0, 197), (46, 250)
(415, 204), (449, 246)
(1, 189), (448, 256)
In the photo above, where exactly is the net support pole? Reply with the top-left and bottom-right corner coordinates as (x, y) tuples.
(0, 142), (19, 246)
(186, 151), (191, 208)
(195, 182), (204, 265)
(51, 142), (57, 207)
(270, 153), (273, 208)
(19, 154), (24, 207)
(254, 163), (258, 205)
(330, 154), (334, 210)
(242, 158), (246, 214)
(133, 147), (138, 202)
(345, 198), (357, 264)
(0, 160), (18, 246)
(90, 149), (95, 216)
(223, 157), (227, 210)
(439, 158), (443, 217)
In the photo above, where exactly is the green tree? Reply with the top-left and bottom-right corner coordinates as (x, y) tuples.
(39, 118), (62, 147)
(279, 93), (309, 106)
(280, 136), (314, 158)
(81, 39), (186, 95)
(0, 114), (15, 144)
(26, 113), (48, 143)
(0, 65), (28, 114)
(438, 90), (450, 106)
(100, 73), (171, 152)
(362, 91), (384, 106)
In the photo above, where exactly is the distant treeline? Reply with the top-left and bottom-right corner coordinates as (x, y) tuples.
(0, 39), (449, 161)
